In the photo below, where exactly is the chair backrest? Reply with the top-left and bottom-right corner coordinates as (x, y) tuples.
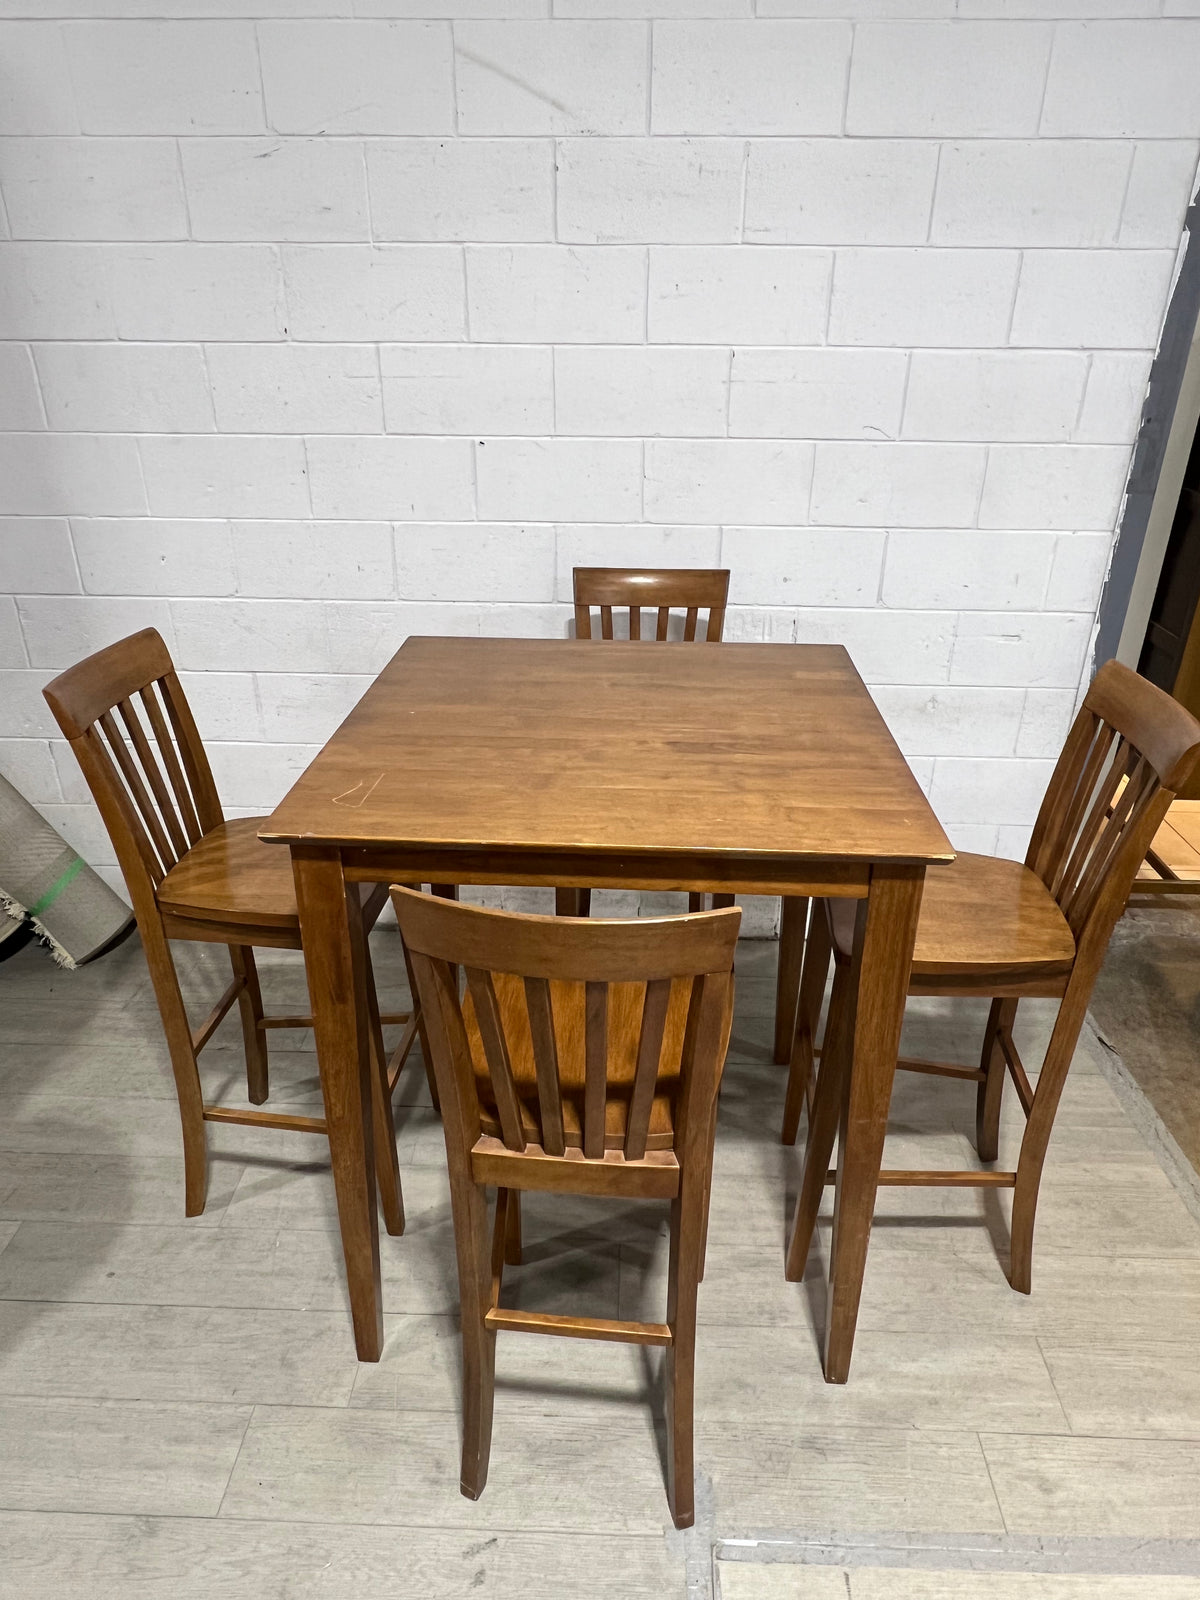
(573, 568), (729, 643)
(43, 629), (223, 906)
(1027, 659), (1200, 956)
(392, 888), (739, 1179)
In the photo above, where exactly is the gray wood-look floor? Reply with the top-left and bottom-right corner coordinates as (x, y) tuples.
(2, 924), (1200, 1598)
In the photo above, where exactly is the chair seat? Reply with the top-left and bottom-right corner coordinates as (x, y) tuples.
(830, 852), (1076, 982)
(158, 817), (299, 932)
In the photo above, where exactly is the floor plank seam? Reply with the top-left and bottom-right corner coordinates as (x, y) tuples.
(711, 1531), (1200, 1576)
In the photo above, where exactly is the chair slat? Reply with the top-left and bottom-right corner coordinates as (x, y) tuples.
(705, 601), (726, 642)
(117, 696), (190, 860)
(158, 671), (224, 833)
(523, 976), (566, 1157)
(98, 710), (175, 875)
(1068, 756), (1154, 932)
(465, 967), (527, 1152)
(657, 606), (671, 641)
(683, 606), (698, 641)
(139, 681), (203, 845)
(600, 605), (614, 641)
(572, 570), (730, 648)
(629, 605), (641, 641)
(584, 980), (607, 1159)
(1054, 740), (1127, 910)
(1048, 719), (1117, 899)
(624, 978), (672, 1161)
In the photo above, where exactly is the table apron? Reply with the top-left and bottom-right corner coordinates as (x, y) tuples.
(329, 846), (874, 898)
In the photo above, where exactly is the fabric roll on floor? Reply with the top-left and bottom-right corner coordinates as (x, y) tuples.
(0, 774), (133, 968)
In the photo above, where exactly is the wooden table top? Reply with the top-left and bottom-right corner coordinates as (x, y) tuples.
(261, 638), (954, 869)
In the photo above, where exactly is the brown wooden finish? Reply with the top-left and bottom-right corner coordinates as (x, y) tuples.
(262, 637), (952, 1365)
(784, 660), (1200, 1372)
(41, 629), (421, 1277)
(573, 567), (729, 644)
(392, 887), (739, 1529)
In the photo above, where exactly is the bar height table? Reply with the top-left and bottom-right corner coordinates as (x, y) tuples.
(260, 637), (954, 1375)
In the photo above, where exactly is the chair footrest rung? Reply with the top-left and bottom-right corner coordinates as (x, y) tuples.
(897, 1056), (987, 1083)
(203, 1104), (328, 1135)
(483, 1308), (672, 1346)
(387, 1014), (422, 1092)
(824, 1168), (1016, 1188)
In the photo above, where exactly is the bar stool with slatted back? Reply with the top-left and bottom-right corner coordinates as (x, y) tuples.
(391, 886), (740, 1529)
(783, 660), (1200, 1307)
(43, 628), (421, 1231)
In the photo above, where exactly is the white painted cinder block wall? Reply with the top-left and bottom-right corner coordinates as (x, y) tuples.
(0, 3), (1198, 927)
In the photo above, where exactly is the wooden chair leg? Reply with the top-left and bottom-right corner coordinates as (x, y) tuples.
(455, 1178), (498, 1500)
(503, 1189), (522, 1266)
(774, 895), (809, 1065)
(400, 936), (440, 1116)
(555, 888), (592, 917)
(665, 1179), (704, 1531)
(141, 923), (209, 1217)
(782, 902), (831, 1146)
(698, 1091), (720, 1283)
(1009, 985), (1088, 1295)
(976, 997), (1017, 1163)
(785, 957), (852, 1282)
(362, 928), (404, 1238)
(229, 944), (269, 1105)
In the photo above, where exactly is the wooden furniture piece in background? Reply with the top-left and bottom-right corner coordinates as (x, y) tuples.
(392, 887), (739, 1530)
(1129, 799), (1200, 900)
(260, 637), (953, 1364)
(43, 628), (418, 1231)
(784, 661), (1200, 1355)
(572, 566), (729, 645)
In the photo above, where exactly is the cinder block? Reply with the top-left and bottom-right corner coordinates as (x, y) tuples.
(63, 21), (264, 134)
(729, 348), (907, 439)
(651, 21), (850, 134)
(644, 439), (814, 525)
(948, 824), (999, 856)
(745, 140), (939, 244)
(0, 740), (62, 805)
(0, 599), (28, 669)
(478, 603), (573, 638)
(207, 344), (383, 434)
(306, 436), (475, 520)
(259, 20), (453, 135)
(0, 138), (187, 240)
(35, 343), (214, 433)
(1044, 532), (1113, 612)
(871, 685), (1026, 758)
(882, 530), (1056, 611)
(0, 23), (77, 134)
(18, 596), (175, 669)
(0, 434), (145, 517)
(324, 601), (483, 672)
(1119, 142), (1200, 247)
(557, 138), (743, 244)
(1015, 687), (1079, 759)
(253, 674), (373, 746)
(231, 522), (395, 599)
(1042, 20), (1200, 137)
(1075, 353), (1153, 445)
(979, 444), (1131, 531)
(207, 740), (321, 811)
(762, 0), (954, 14)
(723, 527), (886, 606)
(560, 0), (748, 14)
(181, 139), (368, 243)
(847, 22), (1051, 136)
(477, 439), (643, 522)
(902, 352), (1087, 443)
(72, 519), (236, 597)
(174, 671), (264, 744)
(466, 246), (645, 342)
(368, 139), (553, 243)
(793, 606), (955, 684)
(282, 246), (465, 341)
(1009, 250), (1175, 350)
(555, 346), (729, 436)
(929, 756), (1055, 827)
(0, 669), (59, 737)
(0, 244), (114, 339)
(951, 610), (1093, 688)
(648, 246), (831, 345)
(381, 345), (553, 435)
(107, 245), (285, 341)
(811, 442), (986, 528)
(0, 345), (45, 430)
(0, 520), (77, 595)
(139, 435), (310, 519)
(171, 598), (329, 673)
(995, 823), (1034, 860)
(932, 142), (1130, 247)
(554, 524), (720, 597)
(828, 248), (1018, 347)
(37, 804), (119, 869)
(454, 22), (648, 134)
(395, 524), (557, 602)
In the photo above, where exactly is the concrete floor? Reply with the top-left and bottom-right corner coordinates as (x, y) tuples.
(2, 923), (1200, 1598)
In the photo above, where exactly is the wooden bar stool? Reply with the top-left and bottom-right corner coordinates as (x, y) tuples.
(392, 887), (740, 1530)
(43, 628), (421, 1229)
(783, 660), (1200, 1301)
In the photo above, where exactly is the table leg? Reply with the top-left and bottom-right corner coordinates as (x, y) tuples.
(823, 864), (923, 1384)
(774, 896), (809, 1064)
(292, 846), (384, 1361)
